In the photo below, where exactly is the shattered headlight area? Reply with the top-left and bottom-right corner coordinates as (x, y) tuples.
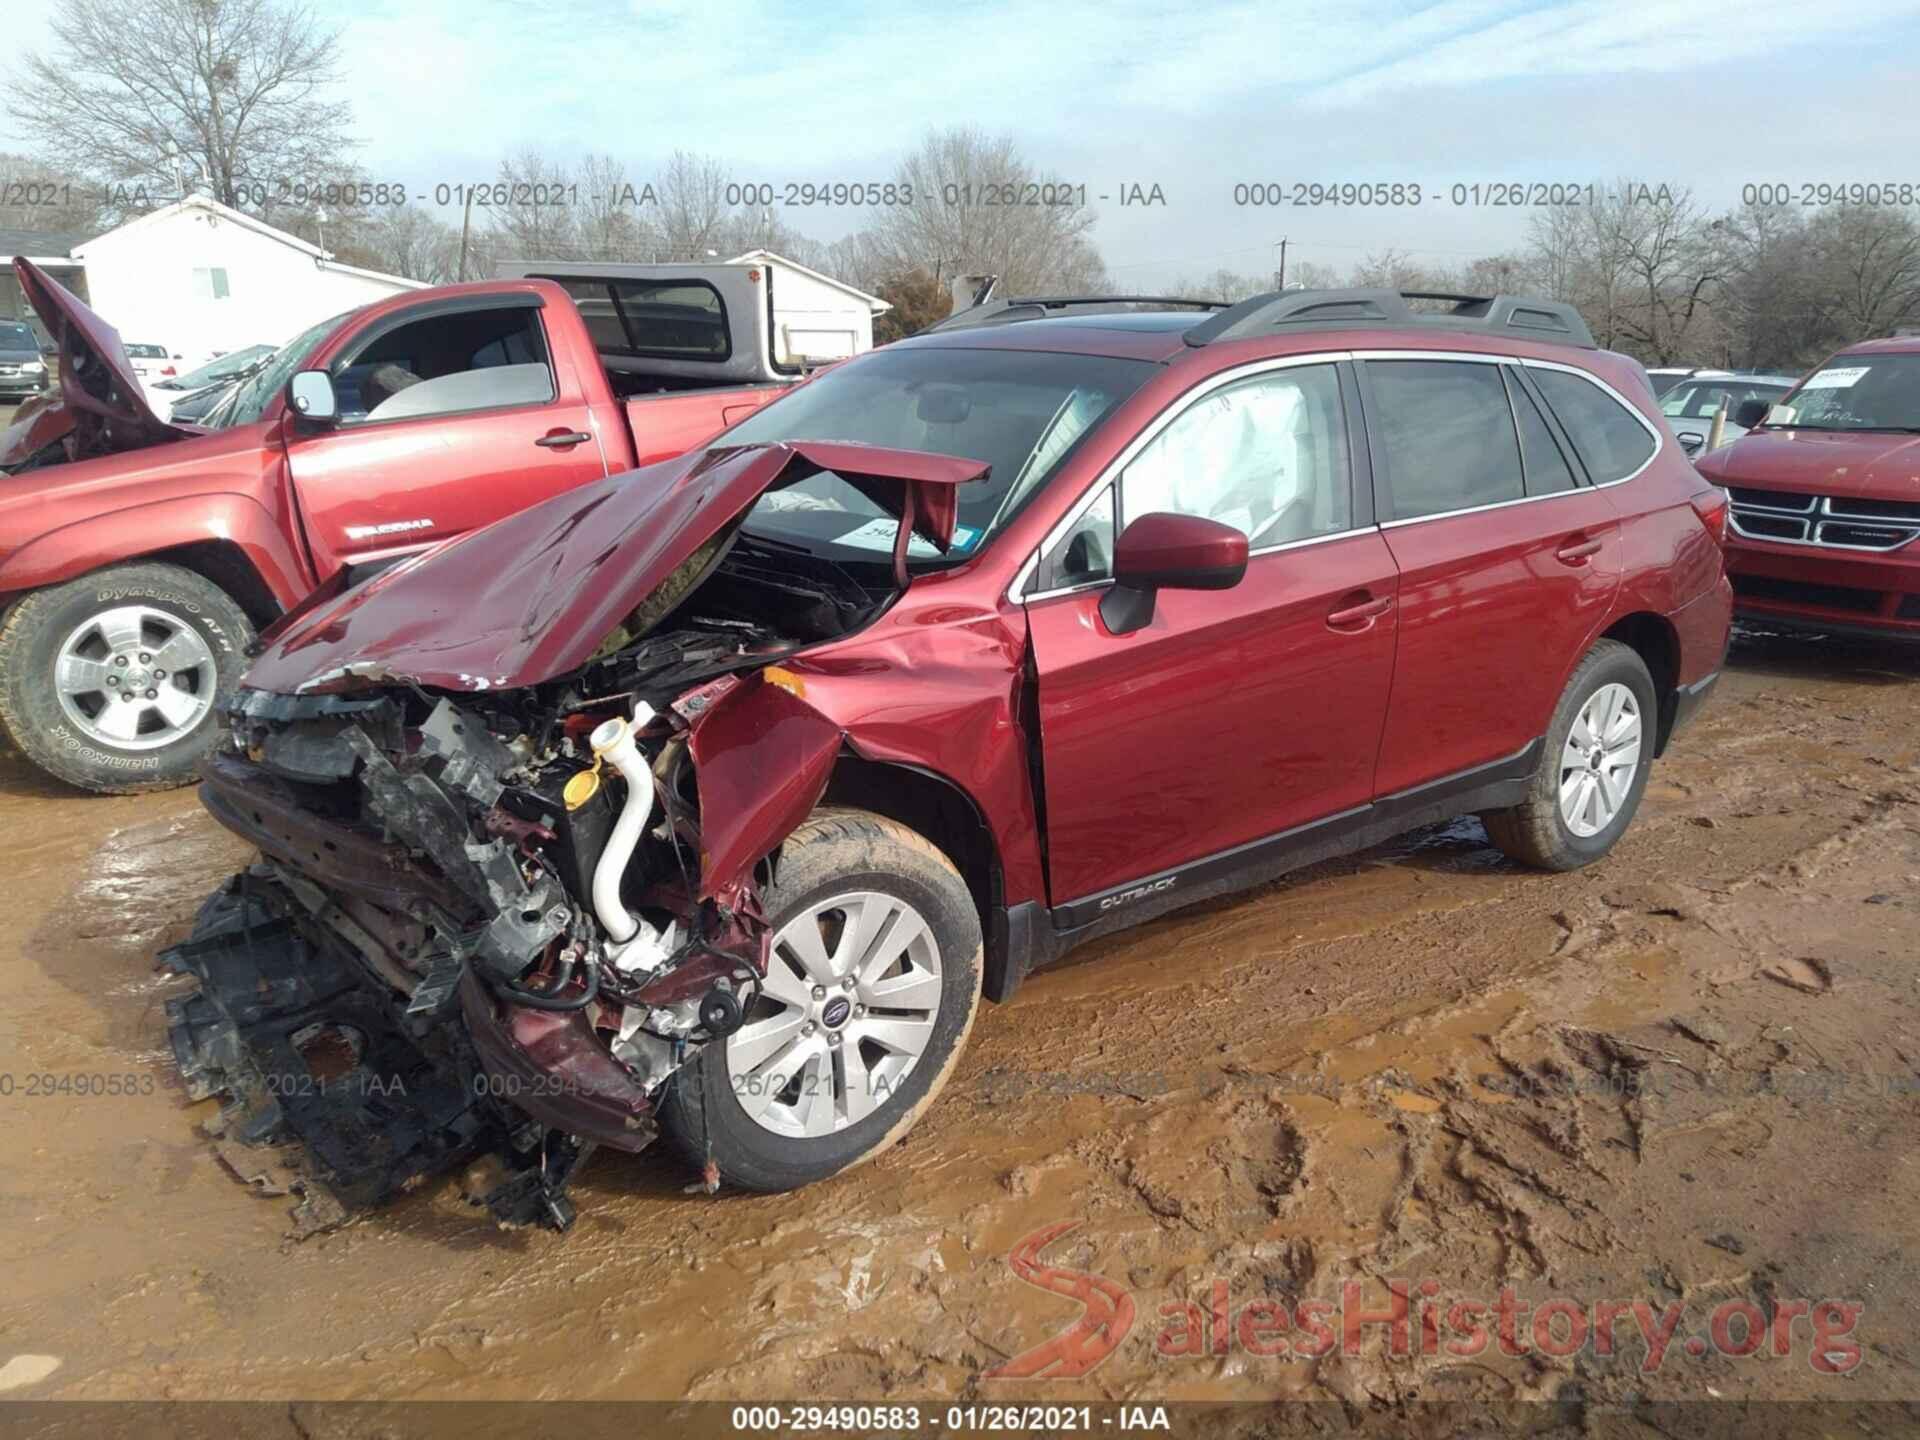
(166, 671), (783, 1234)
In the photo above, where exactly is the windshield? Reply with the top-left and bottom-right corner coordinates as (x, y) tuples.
(125, 344), (168, 359)
(1770, 354), (1920, 431)
(0, 322), (37, 352)
(719, 345), (1155, 564)
(206, 314), (349, 428)
(174, 345), (275, 389)
(1659, 380), (1790, 421)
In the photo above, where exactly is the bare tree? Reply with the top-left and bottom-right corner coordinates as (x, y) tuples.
(651, 150), (731, 262)
(485, 148), (580, 263)
(573, 153), (650, 263)
(860, 127), (1108, 294)
(339, 204), (462, 284)
(9, 0), (354, 223)
(1806, 204), (1920, 344)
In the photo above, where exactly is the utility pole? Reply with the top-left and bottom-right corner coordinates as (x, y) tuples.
(457, 188), (475, 281)
(1274, 237), (1289, 290)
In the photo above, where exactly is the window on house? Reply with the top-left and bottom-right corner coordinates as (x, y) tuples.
(192, 267), (231, 300)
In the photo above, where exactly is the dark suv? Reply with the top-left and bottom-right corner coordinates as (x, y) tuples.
(164, 289), (1734, 1229)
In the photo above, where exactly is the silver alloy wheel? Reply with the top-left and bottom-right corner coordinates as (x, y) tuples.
(726, 889), (943, 1139)
(54, 605), (218, 751)
(1559, 682), (1642, 838)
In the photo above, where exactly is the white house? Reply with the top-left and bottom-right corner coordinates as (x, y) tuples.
(70, 196), (424, 364)
(730, 249), (891, 362)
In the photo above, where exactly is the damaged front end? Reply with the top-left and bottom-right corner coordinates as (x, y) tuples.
(164, 442), (980, 1232)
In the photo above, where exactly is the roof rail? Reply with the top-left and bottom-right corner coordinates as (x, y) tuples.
(925, 294), (1228, 334)
(1184, 288), (1596, 350)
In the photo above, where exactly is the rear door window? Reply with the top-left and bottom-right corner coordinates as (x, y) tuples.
(1530, 367), (1657, 482)
(1365, 360), (1524, 521)
(1504, 368), (1580, 495)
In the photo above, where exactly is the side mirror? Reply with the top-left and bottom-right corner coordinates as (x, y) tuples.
(1100, 512), (1249, 635)
(287, 370), (338, 423)
(1732, 398), (1771, 429)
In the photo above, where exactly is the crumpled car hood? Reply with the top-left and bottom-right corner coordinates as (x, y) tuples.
(1697, 428), (1920, 504)
(8, 256), (191, 461)
(242, 440), (989, 695)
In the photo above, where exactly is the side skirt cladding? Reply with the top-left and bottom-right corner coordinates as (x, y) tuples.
(1001, 739), (1545, 985)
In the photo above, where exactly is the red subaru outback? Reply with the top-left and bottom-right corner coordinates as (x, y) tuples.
(1695, 337), (1920, 640)
(164, 289), (1732, 1228)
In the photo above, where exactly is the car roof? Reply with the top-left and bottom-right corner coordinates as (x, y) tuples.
(1835, 335), (1920, 356)
(1671, 371), (1797, 386)
(888, 316), (1200, 362)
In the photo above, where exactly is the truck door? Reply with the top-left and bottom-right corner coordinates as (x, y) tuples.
(284, 293), (609, 581)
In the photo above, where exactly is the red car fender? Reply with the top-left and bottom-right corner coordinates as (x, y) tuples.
(686, 671), (845, 899)
(0, 491), (312, 609)
(700, 584), (1049, 911)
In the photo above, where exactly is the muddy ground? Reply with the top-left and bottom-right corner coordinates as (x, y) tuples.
(1, 624), (1918, 1429)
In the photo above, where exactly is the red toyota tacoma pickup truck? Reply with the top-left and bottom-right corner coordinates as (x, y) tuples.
(1695, 336), (1920, 640)
(0, 257), (795, 791)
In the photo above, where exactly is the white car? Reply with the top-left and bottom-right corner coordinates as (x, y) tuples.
(1658, 373), (1798, 456)
(123, 342), (188, 401)
(142, 344), (277, 418)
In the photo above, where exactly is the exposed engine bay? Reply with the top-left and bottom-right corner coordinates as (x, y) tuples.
(165, 537), (888, 1231)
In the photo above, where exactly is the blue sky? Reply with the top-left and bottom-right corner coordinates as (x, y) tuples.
(8, 0), (1920, 285)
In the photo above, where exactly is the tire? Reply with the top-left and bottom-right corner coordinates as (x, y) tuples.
(1481, 639), (1657, 872)
(0, 561), (255, 794)
(660, 807), (984, 1192)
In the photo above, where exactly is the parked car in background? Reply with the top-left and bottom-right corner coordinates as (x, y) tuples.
(0, 256), (801, 793)
(143, 343), (276, 416)
(122, 342), (185, 388)
(0, 319), (50, 402)
(1659, 372), (1797, 455)
(1645, 365), (1731, 397)
(1696, 338), (1920, 640)
(167, 287), (1733, 1228)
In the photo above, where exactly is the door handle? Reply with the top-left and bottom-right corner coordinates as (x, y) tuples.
(1556, 536), (1604, 565)
(1326, 594), (1392, 629)
(535, 429), (591, 449)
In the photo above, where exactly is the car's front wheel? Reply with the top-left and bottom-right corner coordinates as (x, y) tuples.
(660, 808), (983, 1192)
(1481, 639), (1656, 871)
(0, 562), (253, 793)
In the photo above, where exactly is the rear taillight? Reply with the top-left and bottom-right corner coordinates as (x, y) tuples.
(160, 366), (177, 377)
(1690, 486), (1730, 546)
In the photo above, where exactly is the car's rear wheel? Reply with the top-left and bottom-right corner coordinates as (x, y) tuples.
(660, 808), (983, 1192)
(0, 562), (253, 793)
(1481, 639), (1656, 871)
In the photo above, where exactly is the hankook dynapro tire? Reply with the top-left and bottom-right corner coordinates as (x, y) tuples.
(661, 807), (983, 1192)
(0, 562), (254, 794)
(1481, 638), (1656, 872)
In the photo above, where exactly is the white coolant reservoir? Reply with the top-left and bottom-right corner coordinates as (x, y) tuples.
(589, 704), (673, 970)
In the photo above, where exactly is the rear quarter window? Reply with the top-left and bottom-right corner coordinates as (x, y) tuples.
(1531, 368), (1657, 482)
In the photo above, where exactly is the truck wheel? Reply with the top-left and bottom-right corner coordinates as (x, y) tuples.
(1481, 639), (1656, 871)
(660, 808), (983, 1193)
(0, 562), (254, 794)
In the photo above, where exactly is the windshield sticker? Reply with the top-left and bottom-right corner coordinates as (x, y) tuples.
(1801, 366), (1870, 390)
(834, 518), (941, 556)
